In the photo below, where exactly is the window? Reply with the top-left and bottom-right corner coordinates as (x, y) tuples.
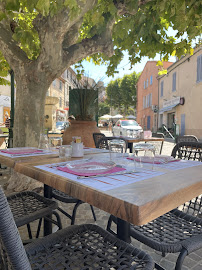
(143, 96), (145, 108)
(59, 81), (63, 91)
(59, 97), (62, 107)
(144, 81), (145, 89)
(52, 80), (57, 87)
(146, 79), (148, 88)
(160, 81), (164, 97)
(197, 54), (202, 82)
(150, 75), (153, 85)
(172, 72), (176, 92)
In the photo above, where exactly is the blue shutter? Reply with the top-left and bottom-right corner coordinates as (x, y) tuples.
(161, 81), (164, 97)
(147, 116), (151, 129)
(172, 72), (176, 92)
(150, 75), (153, 85)
(181, 114), (185, 135)
(197, 55), (202, 82)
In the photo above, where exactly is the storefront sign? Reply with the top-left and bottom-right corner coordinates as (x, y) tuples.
(163, 97), (180, 108)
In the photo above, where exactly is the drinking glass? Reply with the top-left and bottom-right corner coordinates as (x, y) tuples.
(49, 137), (62, 147)
(109, 140), (126, 162)
(59, 145), (72, 158)
(133, 143), (155, 171)
(38, 134), (50, 152)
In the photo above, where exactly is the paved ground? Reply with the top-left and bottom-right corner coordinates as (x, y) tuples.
(0, 132), (202, 269)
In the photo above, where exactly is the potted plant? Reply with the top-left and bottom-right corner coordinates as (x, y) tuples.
(62, 87), (100, 148)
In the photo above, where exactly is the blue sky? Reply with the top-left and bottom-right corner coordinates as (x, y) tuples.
(81, 52), (176, 86)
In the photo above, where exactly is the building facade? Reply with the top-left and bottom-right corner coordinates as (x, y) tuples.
(136, 61), (173, 132)
(158, 46), (202, 139)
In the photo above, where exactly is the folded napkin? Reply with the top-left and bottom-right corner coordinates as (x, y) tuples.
(1, 149), (43, 155)
(127, 155), (180, 164)
(57, 165), (125, 176)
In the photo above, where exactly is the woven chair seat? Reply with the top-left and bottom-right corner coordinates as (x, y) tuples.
(7, 191), (58, 227)
(131, 208), (202, 253)
(25, 224), (154, 270)
(52, 188), (80, 203)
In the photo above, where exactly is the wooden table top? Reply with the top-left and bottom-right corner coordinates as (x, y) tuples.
(12, 155), (202, 226)
(0, 152), (58, 168)
(117, 136), (164, 143)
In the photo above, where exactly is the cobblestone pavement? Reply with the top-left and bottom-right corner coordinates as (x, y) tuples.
(0, 133), (202, 269)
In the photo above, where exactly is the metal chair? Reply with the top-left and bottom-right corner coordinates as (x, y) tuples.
(176, 135), (198, 144)
(98, 136), (128, 153)
(107, 141), (202, 270)
(0, 186), (154, 270)
(145, 132), (165, 154)
(51, 188), (96, 225)
(7, 191), (62, 239)
(93, 132), (106, 148)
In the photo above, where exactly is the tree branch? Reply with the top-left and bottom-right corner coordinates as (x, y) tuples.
(34, 0), (98, 46)
(0, 22), (29, 67)
(62, 19), (83, 49)
(63, 19), (115, 66)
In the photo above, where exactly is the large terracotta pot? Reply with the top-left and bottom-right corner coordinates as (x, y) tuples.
(62, 120), (100, 148)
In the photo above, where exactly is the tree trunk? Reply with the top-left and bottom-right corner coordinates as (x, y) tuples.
(6, 67), (51, 193)
(13, 67), (51, 147)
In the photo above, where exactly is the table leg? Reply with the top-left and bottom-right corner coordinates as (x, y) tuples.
(44, 184), (52, 236)
(128, 142), (133, 153)
(117, 218), (131, 243)
(160, 141), (164, 154)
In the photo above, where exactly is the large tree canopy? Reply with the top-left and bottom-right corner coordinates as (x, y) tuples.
(0, 0), (201, 146)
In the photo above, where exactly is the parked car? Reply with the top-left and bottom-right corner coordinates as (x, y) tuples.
(112, 119), (143, 137)
(56, 121), (69, 133)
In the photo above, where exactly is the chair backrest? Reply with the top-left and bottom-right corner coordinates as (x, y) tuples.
(98, 137), (128, 153)
(93, 133), (106, 148)
(171, 141), (202, 161)
(0, 186), (32, 270)
(176, 135), (198, 144)
(171, 142), (202, 216)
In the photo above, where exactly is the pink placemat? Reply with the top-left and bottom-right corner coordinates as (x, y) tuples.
(0, 149), (43, 155)
(57, 165), (125, 176)
(127, 156), (180, 164)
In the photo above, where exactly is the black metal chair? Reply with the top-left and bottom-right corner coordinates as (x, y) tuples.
(107, 141), (202, 270)
(7, 191), (62, 239)
(176, 135), (198, 144)
(93, 132), (106, 148)
(51, 188), (96, 225)
(0, 186), (154, 270)
(145, 132), (165, 154)
(98, 136), (128, 153)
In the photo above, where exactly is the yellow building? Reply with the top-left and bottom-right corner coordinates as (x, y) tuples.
(158, 46), (202, 139)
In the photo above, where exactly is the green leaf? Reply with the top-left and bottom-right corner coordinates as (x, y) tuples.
(36, 0), (50, 16)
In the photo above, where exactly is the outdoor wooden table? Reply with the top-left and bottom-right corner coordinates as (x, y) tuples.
(114, 136), (164, 153)
(10, 153), (202, 243)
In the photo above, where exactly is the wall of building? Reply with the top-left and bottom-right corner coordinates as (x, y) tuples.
(136, 61), (173, 132)
(158, 46), (202, 139)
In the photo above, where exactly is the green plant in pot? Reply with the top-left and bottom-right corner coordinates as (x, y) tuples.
(70, 88), (98, 121)
(62, 88), (100, 147)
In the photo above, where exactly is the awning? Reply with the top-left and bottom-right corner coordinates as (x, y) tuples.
(159, 104), (179, 113)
